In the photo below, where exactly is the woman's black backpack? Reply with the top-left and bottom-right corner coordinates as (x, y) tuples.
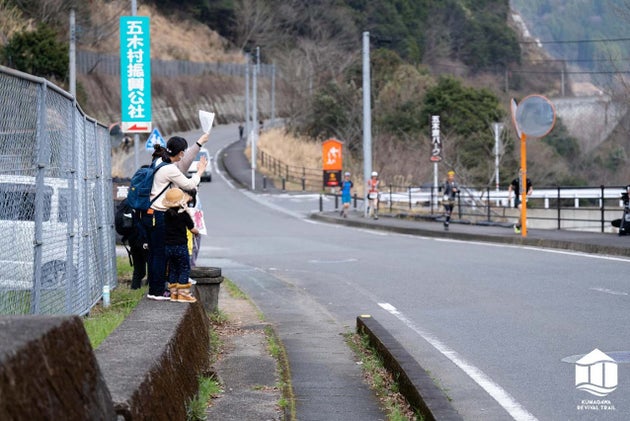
(115, 199), (135, 239)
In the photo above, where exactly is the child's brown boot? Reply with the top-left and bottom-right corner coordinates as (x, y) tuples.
(176, 283), (197, 303)
(168, 283), (179, 302)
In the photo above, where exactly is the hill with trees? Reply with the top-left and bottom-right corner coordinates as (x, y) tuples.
(2, 0), (625, 187)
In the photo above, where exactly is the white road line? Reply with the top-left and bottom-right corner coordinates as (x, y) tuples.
(241, 190), (318, 223)
(213, 146), (235, 189)
(589, 287), (628, 296)
(308, 258), (358, 264)
(378, 302), (538, 421)
(357, 229), (388, 236)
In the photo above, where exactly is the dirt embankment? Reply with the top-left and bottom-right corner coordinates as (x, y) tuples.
(79, 2), (267, 134)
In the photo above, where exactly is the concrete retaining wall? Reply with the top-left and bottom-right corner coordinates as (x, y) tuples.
(95, 299), (210, 420)
(0, 299), (211, 420)
(0, 316), (115, 420)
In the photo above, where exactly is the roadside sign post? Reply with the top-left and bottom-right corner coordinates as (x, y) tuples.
(512, 95), (556, 237)
(145, 128), (166, 151)
(322, 139), (343, 191)
(430, 115), (442, 208)
(120, 13), (151, 169)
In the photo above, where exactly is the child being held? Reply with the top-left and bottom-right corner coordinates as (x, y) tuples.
(163, 188), (199, 303)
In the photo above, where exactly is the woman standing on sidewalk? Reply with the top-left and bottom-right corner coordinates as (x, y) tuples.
(142, 133), (209, 301)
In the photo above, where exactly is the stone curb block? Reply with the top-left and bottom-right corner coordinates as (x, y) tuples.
(357, 315), (463, 421)
(0, 316), (115, 420)
(95, 298), (210, 420)
(311, 213), (630, 258)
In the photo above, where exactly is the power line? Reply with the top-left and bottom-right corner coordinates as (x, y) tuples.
(520, 37), (630, 45)
(525, 57), (630, 64)
(509, 69), (630, 75)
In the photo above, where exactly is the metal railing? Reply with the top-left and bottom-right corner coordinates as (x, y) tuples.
(352, 184), (629, 233)
(0, 65), (116, 315)
(257, 142), (626, 233)
(257, 150), (322, 191)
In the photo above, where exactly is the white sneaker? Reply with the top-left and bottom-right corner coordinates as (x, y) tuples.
(188, 278), (197, 285)
(147, 294), (170, 301)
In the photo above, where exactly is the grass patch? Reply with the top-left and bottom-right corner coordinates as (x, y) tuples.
(345, 331), (422, 421)
(223, 277), (247, 299)
(117, 254), (133, 279)
(264, 325), (295, 417)
(186, 375), (223, 421)
(82, 256), (145, 349)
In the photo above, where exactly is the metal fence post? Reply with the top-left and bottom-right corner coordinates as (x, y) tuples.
(282, 177), (286, 191)
(601, 185), (605, 233)
(408, 186), (412, 210)
(31, 82), (49, 314)
(389, 185), (392, 212)
(335, 194), (339, 210)
(487, 186), (491, 221)
(353, 193), (357, 209)
(557, 186), (561, 230)
(319, 194), (323, 212)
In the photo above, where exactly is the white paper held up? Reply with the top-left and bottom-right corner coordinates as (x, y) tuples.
(199, 110), (215, 134)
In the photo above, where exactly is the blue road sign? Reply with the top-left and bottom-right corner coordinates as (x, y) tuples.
(146, 128), (166, 151)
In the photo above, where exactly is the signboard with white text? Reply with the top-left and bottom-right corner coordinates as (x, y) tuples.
(120, 16), (151, 133)
(430, 115), (442, 162)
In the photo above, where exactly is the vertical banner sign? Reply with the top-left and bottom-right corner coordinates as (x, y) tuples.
(430, 115), (442, 162)
(322, 138), (343, 188)
(120, 16), (152, 133)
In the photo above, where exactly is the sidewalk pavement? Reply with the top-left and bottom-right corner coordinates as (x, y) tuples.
(214, 137), (630, 420)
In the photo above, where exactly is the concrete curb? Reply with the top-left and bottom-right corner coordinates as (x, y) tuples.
(357, 315), (463, 421)
(0, 316), (116, 420)
(310, 212), (630, 258)
(95, 298), (210, 420)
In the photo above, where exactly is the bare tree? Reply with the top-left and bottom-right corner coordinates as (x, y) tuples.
(233, 0), (276, 51)
(0, 0), (30, 45)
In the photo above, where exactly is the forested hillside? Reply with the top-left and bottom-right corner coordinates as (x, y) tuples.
(511, 0), (630, 85)
(4, 0), (626, 186)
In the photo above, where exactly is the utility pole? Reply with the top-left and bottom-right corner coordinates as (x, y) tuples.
(492, 122), (504, 193)
(69, 9), (76, 98)
(271, 61), (276, 126)
(362, 32), (372, 217)
(245, 57), (250, 141)
(251, 47), (259, 190)
(131, 0), (139, 170)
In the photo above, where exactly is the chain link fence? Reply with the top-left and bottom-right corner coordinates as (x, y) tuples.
(0, 65), (116, 316)
(77, 50), (275, 78)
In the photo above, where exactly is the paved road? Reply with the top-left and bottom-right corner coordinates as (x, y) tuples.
(156, 125), (630, 420)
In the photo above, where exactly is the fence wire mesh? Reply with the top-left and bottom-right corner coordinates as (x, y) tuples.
(0, 66), (116, 315)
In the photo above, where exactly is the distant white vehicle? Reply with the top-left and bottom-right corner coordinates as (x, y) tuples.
(0, 175), (78, 290)
(188, 147), (212, 182)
